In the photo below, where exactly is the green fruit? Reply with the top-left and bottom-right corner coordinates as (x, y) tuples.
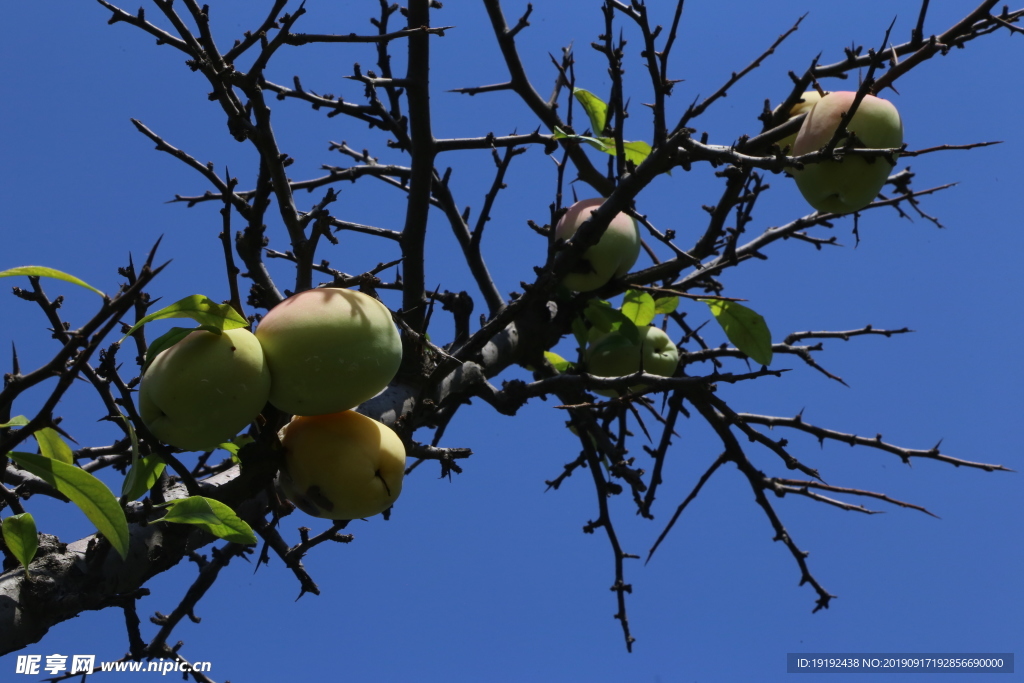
(555, 198), (641, 292)
(277, 410), (406, 520)
(139, 327), (271, 451)
(791, 91), (903, 215)
(255, 288), (402, 416)
(586, 325), (679, 396)
(775, 90), (826, 152)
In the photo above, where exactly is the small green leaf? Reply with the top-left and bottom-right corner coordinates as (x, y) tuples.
(543, 351), (573, 373)
(6, 451), (129, 559)
(573, 88), (609, 135)
(122, 455), (165, 501)
(569, 133), (612, 154)
(141, 325), (226, 371)
(552, 129), (622, 157)
(2, 513), (39, 575)
(218, 434), (255, 457)
(117, 410), (162, 501)
(121, 410), (141, 464)
(583, 299), (614, 330)
(571, 316), (589, 350)
(553, 124), (653, 167)
(654, 296), (679, 315)
(702, 299), (773, 366)
(116, 409), (164, 501)
(155, 496), (257, 545)
(582, 136), (615, 154)
(622, 290), (657, 327)
(584, 299), (639, 344)
(35, 428), (74, 465)
(146, 326), (201, 362)
(120, 295), (247, 343)
(218, 434), (255, 463)
(588, 330), (636, 355)
(0, 266), (105, 298)
(0, 415), (30, 429)
(620, 140), (653, 167)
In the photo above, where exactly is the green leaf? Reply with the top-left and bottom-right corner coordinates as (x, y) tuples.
(117, 410), (165, 501)
(618, 138), (651, 165)
(2, 513), (39, 575)
(583, 299), (614, 330)
(702, 299), (773, 366)
(582, 136), (615, 154)
(35, 428), (74, 465)
(121, 410), (140, 463)
(593, 137), (651, 166)
(554, 127), (653, 166)
(155, 496), (257, 545)
(120, 295), (247, 343)
(571, 316), (589, 350)
(145, 326), (200, 364)
(654, 296), (679, 315)
(588, 330), (636, 355)
(573, 88), (608, 135)
(557, 129), (602, 150)
(122, 455), (165, 501)
(553, 128), (611, 153)
(622, 290), (657, 327)
(543, 351), (573, 373)
(6, 451), (129, 559)
(0, 415), (30, 429)
(141, 325), (227, 371)
(218, 434), (255, 464)
(0, 266), (105, 298)
(584, 299), (639, 344)
(218, 434), (255, 457)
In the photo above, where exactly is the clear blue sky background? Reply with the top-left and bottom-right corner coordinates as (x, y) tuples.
(1, 1), (1021, 681)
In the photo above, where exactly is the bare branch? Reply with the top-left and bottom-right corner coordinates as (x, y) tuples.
(736, 412), (1012, 472)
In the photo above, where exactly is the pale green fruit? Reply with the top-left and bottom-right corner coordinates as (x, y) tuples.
(277, 410), (406, 520)
(255, 288), (402, 416)
(775, 90), (826, 152)
(586, 325), (679, 397)
(139, 327), (271, 451)
(792, 91), (903, 215)
(555, 198), (641, 292)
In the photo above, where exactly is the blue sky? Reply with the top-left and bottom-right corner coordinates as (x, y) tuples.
(1, 1), (1021, 681)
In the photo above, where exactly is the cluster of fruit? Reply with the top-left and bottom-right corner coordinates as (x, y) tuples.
(138, 288), (406, 521)
(138, 93), (897, 516)
(556, 90), (901, 390)
(554, 198), (681, 392)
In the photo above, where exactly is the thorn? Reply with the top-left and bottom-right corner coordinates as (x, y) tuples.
(144, 235), (165, 269)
